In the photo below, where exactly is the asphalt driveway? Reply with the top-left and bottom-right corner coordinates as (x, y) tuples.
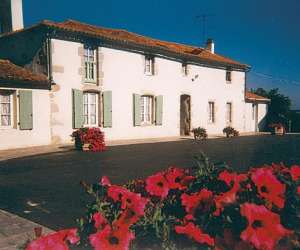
(0, 134), (300, 230)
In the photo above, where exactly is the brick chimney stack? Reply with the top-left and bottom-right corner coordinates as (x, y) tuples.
(0, 0), (24, 34)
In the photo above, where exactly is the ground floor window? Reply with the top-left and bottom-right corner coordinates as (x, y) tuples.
(208, 101), (215, 123)
(226, 102), (232, 123)
(0, 91), (12, 127)
(83, 92), (99, 126)
(141, 95), (153, 124)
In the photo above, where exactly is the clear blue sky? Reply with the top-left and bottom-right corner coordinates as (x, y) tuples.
(24, 0), (300, 108)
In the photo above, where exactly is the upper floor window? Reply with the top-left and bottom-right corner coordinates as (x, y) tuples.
(140, 95), (153, 124)
(0, 92), (12, 127)
(145, 56), (154, 75)
(84, 46), (97, 82)
(182, 63), (188, 76)
(226, 102), (232, 123)
(208, 101), (215, 123)
(226, 70), (232, 83)
(83, 92), (99, 126)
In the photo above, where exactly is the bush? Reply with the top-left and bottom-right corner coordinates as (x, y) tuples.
(223, 126), (239, 138)
(71, 127), (106, 152)
(191, 127), (207, 140)
(25, 154), (300, 250)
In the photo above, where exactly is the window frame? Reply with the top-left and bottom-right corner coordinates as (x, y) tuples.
(182, 63), (188, 76)
(145, 56), (154, 75)
(83, 92), (99, 127)
(84, 46), (97, 83)
(0, 91), (13, 128)
(208, 101), (215, 124)
(140, 95), (154, 125)
(226, 102), (232, 124)
(226, 70), (232, 83)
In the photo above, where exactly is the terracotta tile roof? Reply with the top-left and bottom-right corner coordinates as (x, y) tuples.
(0, 59), (50, 89)
(245, 91), (270, 102)
(1, 19), (249, 70)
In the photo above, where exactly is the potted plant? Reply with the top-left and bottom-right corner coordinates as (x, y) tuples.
(223, 126), (239, 138)
(269, 123), (286, 135)
(191, 127), (207, 140)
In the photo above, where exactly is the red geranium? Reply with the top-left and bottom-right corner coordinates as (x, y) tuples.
(145, 172), (170, 198)
(165, 167), (195, 190)
(218, 170), (247, 187)
(107, 185), (129, 202)
(26, 228), (79, 250)
(89, 224), (134, 250)
(175, 222), (214, 246)
(181, 188), (213, 217)
(251, 168), (286, 209)
(100, 176), (111, 186)
(240, 203), (292, 250)
(297, 186), (300, 195)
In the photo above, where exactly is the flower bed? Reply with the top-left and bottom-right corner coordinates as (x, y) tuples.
(71, 128), (106, 152)
(26, 157), (300, 250)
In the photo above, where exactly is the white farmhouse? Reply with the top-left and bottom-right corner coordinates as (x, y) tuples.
(0, 0), (270, 150)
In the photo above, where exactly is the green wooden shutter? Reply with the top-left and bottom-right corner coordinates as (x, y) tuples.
(72, 89), (84, 129)
(103, 91), (112, 127)
(133, 94), (141, 126)
(19, 90), (33, 130)
(155, 95), (163, 125)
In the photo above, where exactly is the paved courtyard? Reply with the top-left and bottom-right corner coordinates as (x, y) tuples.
(0, 134), (300, 233)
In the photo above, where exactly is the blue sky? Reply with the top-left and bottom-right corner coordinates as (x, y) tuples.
(24, 0), (300, 108)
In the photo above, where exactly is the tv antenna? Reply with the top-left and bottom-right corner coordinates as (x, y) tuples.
(195, 14), (215, 45)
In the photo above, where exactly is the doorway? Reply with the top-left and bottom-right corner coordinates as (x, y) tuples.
(180, 94), (191, 136)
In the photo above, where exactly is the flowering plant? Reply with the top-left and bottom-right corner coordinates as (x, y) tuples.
(191, 127), (207, 140)
(223, 126), (239, 138)
(71, 127), (106, 152)
(26, 155), (300, 250)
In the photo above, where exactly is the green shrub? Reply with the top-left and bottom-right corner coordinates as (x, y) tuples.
(191, 127), (207, 140)
(223, 126), (239, 138)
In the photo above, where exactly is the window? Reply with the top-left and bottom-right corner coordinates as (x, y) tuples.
(84, 46), (97, 82)
(226, 70), (232, 83)
(0, 92), (12, 127)
(182, 63), (188, 76)
(208, 102), (215, 123)
(83, 92), (99, 126)
(140, 95), (153, 124)
(226, 102), (232, 123)
(145, 56), (154, 75)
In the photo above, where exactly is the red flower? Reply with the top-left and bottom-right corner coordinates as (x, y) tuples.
(107, 185), (129, 202)
(218, 170), (247, 187)
(214, 171), (247, 216)
(165, 167), (195, 190)
(89, 224), (134, 250)
(240, 203), (292, 250)
(120, 192), (148, 217)
(181, 188), (213, 216)
(26, 228), (79, 250)
(297, 186), (300, 195)
(290, 165), (300, 182)
(93, 212), (108, 230)
(145, 172), (170, 198)
(175, 222), (214, 246)
(251, 168), (286, 209)
(100, 176), (111, 186)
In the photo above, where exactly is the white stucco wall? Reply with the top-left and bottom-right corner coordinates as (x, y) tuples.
(245, 102), (268, 132)
(0, 88), (51, 150)
(50, 38), (252, 143)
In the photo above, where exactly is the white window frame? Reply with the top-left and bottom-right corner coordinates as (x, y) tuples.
(84, 46), (97, 83)
(208, 101), (215, 123)
(145, 56), (154, 75)
(226, 70), (232, 83)
(140, 95), (154, 125)
(83, 92), (99, 127)
(226, 102), (232, 124)
(0, 91), (13, 128)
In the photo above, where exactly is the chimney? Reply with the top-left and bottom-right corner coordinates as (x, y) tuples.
(206, 38), (215, 54)
(0, 0), (24, 34)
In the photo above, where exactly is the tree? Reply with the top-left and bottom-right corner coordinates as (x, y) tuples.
(251, 88), (292, 127)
